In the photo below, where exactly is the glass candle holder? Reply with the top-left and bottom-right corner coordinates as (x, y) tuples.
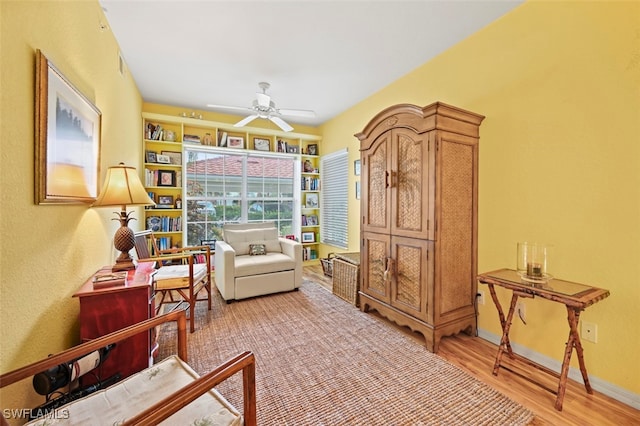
(517, 242), (549, 279)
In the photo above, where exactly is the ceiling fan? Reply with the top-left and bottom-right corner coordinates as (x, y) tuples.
(206, 82), (315, 132)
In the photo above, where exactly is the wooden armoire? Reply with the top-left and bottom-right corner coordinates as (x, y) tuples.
(355, 102), (484, 353)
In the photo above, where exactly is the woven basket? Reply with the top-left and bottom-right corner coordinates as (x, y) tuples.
(320, 253), (335, 277)
(332, 253), (361, 306)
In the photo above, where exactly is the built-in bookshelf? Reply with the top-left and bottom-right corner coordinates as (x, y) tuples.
(300, 148), (320, 261)
(142, 112), (322, 262)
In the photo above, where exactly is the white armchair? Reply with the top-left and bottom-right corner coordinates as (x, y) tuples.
(214, 222), (302, 302)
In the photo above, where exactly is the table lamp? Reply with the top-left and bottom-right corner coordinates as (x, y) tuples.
(93, 163), (155, 271)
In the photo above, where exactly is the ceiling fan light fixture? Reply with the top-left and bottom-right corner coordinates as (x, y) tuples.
(207, 82), (315, 132)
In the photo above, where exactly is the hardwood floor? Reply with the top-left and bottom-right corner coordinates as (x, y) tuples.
(304, 265), (639, 426)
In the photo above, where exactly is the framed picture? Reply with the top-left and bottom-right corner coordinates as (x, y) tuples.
(145, 150), (157, 163)
(157, 195), (174, 208)
(354, 159), (361, 176)
(227, 136), (244, 149)
(156, 154), (171, 164)
(285, 234), (296, 241)
(157, 170), (176, 187)
(161, 150), (182, 165)
(200, 239), (216, 251)
(302, 232), (316, 243)
(35, 50), (101, 204)
(253, 137), (270, 151)
(305, 193), (319, 208)
(287, 145), (300, 154)
(307, 144), (318, 156)
(306, 214), (318, 226)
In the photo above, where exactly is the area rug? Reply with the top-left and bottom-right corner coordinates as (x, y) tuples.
(158, 281), (534, 425)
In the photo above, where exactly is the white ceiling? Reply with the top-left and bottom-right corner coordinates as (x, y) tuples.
(100, 0), (522, 129)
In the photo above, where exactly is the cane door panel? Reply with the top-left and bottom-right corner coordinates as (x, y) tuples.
(361, 232), (391, 303)
(361, 132), (391, 235)
(391, 129), (434, 240)
(390, 236), (433, 321)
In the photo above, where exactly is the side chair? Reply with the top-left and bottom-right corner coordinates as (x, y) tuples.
(133, 230), (212, 333)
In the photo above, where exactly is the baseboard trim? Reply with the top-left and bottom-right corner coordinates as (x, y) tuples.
(477, 329), (640, 410)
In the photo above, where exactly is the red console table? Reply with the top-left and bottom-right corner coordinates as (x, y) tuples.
(477, 268), (609, 411)
(73, 262), (156, 384)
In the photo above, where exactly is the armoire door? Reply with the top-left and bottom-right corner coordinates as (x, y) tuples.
(361, 132), (392, 235)
(361, 232), (391, 304)
(390, 129), (435, 241)
(389, 236), (433, 322)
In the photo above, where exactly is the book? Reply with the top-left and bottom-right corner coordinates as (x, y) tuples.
(92, 272), (127, 289)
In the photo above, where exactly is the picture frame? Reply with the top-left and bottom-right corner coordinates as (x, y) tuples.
(157, 195), (174, 208)
(253, 137), (270, 152)
(306, 214), (318, 226)
(156, 154), (171, 164)
(145, 150), (157, 163)
(161, 150), (182, 165)
(157, 170), (176, 187)
(307, 144), (318, 156)
(35, 50), (101, 204)
(354, 159), (361, 176)
(227, 136), (244, 149)
(302, 232), (316, 243)
(305, 193), (319, 208)
(200, 239), (216, 251)
(287, 145), (300, 154)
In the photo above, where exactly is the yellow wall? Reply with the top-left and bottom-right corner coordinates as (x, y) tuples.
(0, 0), (142, 414)
(320, 0), (639, 395)
(1, 0), (638, 414)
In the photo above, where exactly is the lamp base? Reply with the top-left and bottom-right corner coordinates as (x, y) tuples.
(112, 257), (136, 272)
(111, 211), (137, 272)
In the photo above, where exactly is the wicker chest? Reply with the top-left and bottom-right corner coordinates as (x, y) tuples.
(332, 252), (361, 306)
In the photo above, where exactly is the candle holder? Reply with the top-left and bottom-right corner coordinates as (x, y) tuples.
(517, 242), (552, 283)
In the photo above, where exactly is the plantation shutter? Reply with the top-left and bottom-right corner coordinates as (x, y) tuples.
(320, 149), (348, 249)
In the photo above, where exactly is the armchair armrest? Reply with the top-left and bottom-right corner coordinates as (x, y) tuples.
(214, 241), (236, 301)
(0, 309), (257, 426)
(279, 237), (303, 288)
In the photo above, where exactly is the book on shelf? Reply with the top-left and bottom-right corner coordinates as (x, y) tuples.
(218, 131), (228, 147)
(183, 134), (201, 144)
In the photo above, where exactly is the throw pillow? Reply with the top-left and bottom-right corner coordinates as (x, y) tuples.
(249, 243), (267, 256)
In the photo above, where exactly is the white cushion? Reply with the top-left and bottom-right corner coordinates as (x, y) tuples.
(234, 253), (296, 277)
(154, 263), (207, 290)
(25, 355), (241, 426)
(224, 228), (281, 255)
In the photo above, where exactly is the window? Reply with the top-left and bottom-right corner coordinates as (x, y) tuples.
(184, 148), (296, 246)
(320, 149), (348, 249)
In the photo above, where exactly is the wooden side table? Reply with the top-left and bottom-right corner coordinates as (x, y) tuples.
(477, 268), (609, 411)
(73, 262), (156, 384)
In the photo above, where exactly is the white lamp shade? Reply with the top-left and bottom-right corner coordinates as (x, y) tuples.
(93, 163), (155, 207)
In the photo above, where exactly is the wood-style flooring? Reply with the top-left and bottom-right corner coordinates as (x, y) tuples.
(303, 265), (639, 426)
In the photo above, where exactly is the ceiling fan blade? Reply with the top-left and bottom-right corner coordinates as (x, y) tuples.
(207, 104), (254, 113)
(234, 115), (259, 128)
(278, 108), (316, 118)
(269, 116), (293, 132)
(256, 93), (271, 108)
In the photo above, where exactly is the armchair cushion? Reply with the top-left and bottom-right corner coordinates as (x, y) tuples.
(25, 355), (242, 426)
(154, 263), (208, 290)
(234, 253), (296, 277)
(224, 227), (282, 255)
